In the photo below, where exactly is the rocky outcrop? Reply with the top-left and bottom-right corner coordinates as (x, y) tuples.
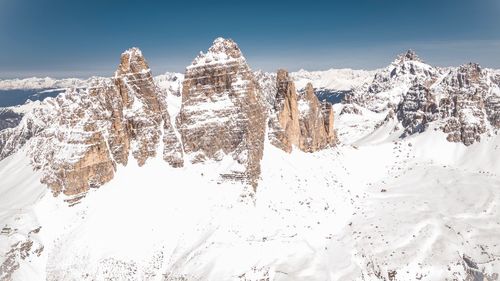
(485, 95), (500, 128)
(345, 50), (439, 112)
(177, 38), (266, 188)
(0, 109), (23, 132)
(269, 70), (336, 152)
(297, 83), (337, 151)
(347, 51), (500, 146)
(393, 63), (499, 145)
(0, 48), (183, 196)
(268, 69), (301, 152)
(396, 83), (439, 137)
(435, 63), (496, 145)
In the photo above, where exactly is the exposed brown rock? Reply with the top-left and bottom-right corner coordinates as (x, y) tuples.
(0, 48), (183, 196)
(321, 99), (336, 143)
(268, 69), (300, 152)
(177, 38), (266, 188)
(269, 70), (337, 152)
(297, 83), (337, 152)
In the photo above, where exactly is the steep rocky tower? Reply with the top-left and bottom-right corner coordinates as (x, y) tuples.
(0, 48), (183, 196)
(297, 83), (337, 151)
(115, 48), (184, 167)
(268, 69), (300, 152)
(321, 100), (336, 143)
(177, 37), (267, 188)
(269, 69), (336, 152)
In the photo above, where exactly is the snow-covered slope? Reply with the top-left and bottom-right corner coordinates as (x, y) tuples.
(1, 112), (499, 280)
(1, 43), (500, 281)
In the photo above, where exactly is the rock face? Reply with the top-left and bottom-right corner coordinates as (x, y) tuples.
(394, 62), (499, 145)
(268, 70), (300, 152)
(0, 48), (183, 196)
(269, 69), (336, 152)
(345, 50), (438, 113)
(0, 109), (23, 132)
(396, 83), (439, 137)
(435, 63), (496, 145)
(177, 38), (266, 187)
(346, 51), (500, 146)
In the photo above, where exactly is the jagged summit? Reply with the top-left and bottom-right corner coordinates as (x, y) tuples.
(116, 47), (149, 75)
(188, 37), (245, 68)
(178, 37), (266, 188)
(209, 37), (242, 57)
(0, 47), (183, 196)
(268, 69), (336, 153)
(344, 48), (499, 146)
(396, 49), (422, 63)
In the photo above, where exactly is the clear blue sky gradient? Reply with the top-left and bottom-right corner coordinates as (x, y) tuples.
(1, 0), (499, 78)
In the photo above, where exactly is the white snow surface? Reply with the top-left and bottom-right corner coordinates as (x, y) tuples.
(1, 100), (500, 280)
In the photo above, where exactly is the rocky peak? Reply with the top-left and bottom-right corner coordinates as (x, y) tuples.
(452, 63), (484, 89)
(189, 37), (245, 69)
(345, 50), (438, 112)
(0, 48), (183, 196)
(269, 70), (336, 152)
(396, 49), (422, 63)
(116, 47), (149, 75)
(381, 60), (499, 146)
(208, 37), (242, 58)
(268, 69), (300, 152)
(177, 38), (266, 188)
(275, 69), (297, 110)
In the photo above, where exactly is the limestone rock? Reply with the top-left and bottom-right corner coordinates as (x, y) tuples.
(347, 51), (500, 146)
(268, 69), (301, 152)
(435, 63), (491, 145)
(177, 37), (266, 187)
(0, 48), (183, 196)
(297, 83), (337, 151)
(269, 70), (336, 152)
(345, 50), (438, 113)
(396, 83), (439, 137)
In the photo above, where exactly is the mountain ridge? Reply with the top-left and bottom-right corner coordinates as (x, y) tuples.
(1, 40), (500, 281)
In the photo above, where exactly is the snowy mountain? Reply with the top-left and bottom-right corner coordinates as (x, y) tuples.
(343, 50), (500, 146)
(1, 39), (500, 281)
(291, 68), (376, 92)
(0, 77), (91, 91)
(0, 68), (374, 111)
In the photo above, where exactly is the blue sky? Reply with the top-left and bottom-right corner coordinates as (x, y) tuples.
(0, 0), (499, 78)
